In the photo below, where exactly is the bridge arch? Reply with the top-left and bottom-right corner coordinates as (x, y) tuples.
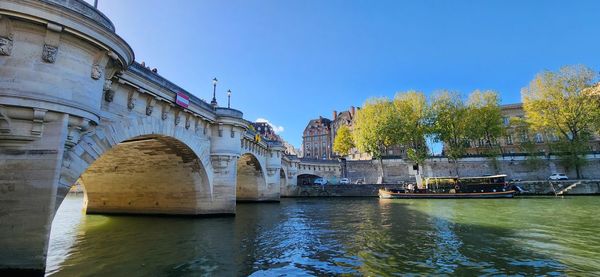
(59, 117), (213, 215)
(236, 152), (268, 201)
(297, 173), (322, 186)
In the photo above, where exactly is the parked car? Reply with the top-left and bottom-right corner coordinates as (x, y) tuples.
(354, 178), (364, 184)
(313, 178), (328, 185)
(340, 178), (350, 184)
(549, 173), (568, 180)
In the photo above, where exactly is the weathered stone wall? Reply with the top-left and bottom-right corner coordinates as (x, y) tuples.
(236, 153), (266, 201)
(0, 113), (68, 273)
(236, 150), (281, 202)
(285, 184), (404, 197)
(518, 180), (600, 195)
(282, 181), (600, 197)
(344, 156), (600, 184)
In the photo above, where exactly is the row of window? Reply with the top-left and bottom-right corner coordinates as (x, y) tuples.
(304, 142), (329, 148)
(470, 132), (559, 148)
(300, 165), (339, 172)
(303, 135), (330, 142)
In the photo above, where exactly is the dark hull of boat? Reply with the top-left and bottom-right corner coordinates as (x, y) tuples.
(379, 189), (515, 199)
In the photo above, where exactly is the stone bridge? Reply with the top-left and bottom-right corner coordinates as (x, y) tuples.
(0, 0), (346, 274)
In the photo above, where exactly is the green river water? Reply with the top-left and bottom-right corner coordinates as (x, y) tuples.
(46, 195), (600, 276)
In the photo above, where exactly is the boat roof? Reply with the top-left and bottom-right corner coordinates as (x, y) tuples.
(425, 174), (507, 180)
(460, 174), (507, 179)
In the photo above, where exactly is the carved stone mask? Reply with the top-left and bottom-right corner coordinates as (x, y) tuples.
(42, 44), (58, 63)
(0, 35), (13, 56)
(91, 64), (103, 80)
(146, 105), (154, 116)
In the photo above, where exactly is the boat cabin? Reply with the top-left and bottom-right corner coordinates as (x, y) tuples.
(423, 175), (508, 194)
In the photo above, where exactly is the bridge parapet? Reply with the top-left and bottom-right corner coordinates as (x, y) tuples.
(297, 158), (342, 180)
(40, 0), (115, 31)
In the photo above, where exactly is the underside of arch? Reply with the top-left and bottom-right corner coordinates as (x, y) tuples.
(81, 135), (210, 215)
(236, 153), (267, 201)
(297, 174), (321, 185)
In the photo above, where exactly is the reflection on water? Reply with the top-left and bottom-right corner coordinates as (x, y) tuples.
(47, 195), (600, 276)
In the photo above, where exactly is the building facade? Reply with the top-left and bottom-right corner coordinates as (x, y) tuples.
(331, 106), (370, 160)
(301, 106), (406, 161)
(251, 122), (281, 141)
(302, 116), (333, 159)
(464, 103), (600, 155)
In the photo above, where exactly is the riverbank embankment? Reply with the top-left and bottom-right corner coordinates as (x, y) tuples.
(283, 180), (600, 197)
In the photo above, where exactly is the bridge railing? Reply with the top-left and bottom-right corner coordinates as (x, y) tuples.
(128, 63), (243, 119)
(215, 107), (243, 118)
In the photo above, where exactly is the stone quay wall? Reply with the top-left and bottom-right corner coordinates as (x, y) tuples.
(345, 155), (600, 184)
(281, 156), (600, 196)
(284, 184), (404, 197)
(518, 180), (600, 195)
(282, 181), (600, 197)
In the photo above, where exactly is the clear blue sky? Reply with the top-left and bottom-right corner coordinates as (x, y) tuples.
(89, 0), (600, 148)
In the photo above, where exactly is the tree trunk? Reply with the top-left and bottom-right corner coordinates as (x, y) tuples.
(450, 158), (460, 176)
(379, 157), (385, 184)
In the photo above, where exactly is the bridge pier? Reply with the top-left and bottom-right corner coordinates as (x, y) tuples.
(0, 112), (70, 275)
(209, 154), (238, 212)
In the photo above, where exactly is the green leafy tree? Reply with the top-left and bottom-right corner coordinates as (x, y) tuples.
(393, 91), (430, 172)
(522, 65), (598, 178)
(333, 125), (355, 157)
(353, 98), (400, 180)
(584, 83), (600, 133)
(466, 90), (504, 172)
(430, 91), (469, 175)
(510, 117), (545, 172)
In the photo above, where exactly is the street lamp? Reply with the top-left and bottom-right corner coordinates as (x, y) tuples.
(227, 89), (231, 108)
(211, 77), (218, 107)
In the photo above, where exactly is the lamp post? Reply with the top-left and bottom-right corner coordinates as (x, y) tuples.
(227, 89), (231, 108)
(210, 77), (218, 108)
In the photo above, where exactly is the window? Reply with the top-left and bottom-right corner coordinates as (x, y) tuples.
(502, 117), (510, 126)
(535, 133), (544, 143)
(506, 135), (513, 145)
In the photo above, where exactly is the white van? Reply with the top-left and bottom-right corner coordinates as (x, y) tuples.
(549, 173), (568, 180)
(314, 178), (328, 185)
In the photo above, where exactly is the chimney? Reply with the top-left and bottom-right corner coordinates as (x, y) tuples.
(350, 106), (356, 117)
(333, 110), (337, 120)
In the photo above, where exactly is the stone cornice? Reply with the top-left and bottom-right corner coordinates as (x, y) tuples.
(118, 68), (218, 123)
(0, 0), (134, 66)
(39, 0), (114, 31)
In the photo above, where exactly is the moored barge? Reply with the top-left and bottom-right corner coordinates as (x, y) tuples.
(379, 174), (516, 199)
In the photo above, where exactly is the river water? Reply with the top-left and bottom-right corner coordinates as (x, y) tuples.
(46, 195), (600, 276)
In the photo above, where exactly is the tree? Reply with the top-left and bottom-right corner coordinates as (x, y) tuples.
(584, 83), (600, 133)
(393, 91), (430, 172)
(430, 91), (469, 175)
(353, 98), (400, 181)
(510, 117), (545, 172)
(522, 65), (598, 178)
(333, 125), (355, 157)
(466, 90), (504, 172)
